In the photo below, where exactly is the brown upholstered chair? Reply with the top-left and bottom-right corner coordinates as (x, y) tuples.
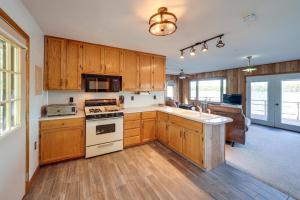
(207, 104), (246, 146)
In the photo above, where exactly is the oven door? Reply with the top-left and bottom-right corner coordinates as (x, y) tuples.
(86, 117), (123, 146)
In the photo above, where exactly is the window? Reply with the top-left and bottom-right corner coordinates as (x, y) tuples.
(189, 81), (197, 100)
(189, 78), (227, 102)
(0, 35), (21, 136)
(166, 85), (174, 99)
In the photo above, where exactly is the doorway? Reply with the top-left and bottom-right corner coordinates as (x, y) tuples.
(246, 73), (300, 132)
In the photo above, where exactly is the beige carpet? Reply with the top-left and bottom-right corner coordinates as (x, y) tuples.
(225, 124), (300, 199)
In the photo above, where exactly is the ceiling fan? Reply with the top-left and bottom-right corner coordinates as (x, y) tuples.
(178, 69), (190, 79)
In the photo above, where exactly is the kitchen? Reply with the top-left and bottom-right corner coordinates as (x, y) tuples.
(1, 0), (298, 199)
(39, 35), (231, 170)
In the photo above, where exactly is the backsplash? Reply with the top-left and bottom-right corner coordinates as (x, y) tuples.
(47, 91), (165, 109)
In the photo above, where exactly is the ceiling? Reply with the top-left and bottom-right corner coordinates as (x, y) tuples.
(22, 0), (300, 75)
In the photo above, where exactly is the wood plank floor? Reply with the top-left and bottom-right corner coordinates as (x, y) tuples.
(24, 142), (291, 200)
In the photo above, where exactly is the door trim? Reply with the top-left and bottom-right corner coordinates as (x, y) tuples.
(0, 8), (31, 192)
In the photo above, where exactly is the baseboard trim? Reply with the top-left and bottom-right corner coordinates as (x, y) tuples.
(25, 166), (39, 193)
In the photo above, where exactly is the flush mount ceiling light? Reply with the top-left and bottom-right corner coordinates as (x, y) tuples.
(242, 56), (257, 72)
(179, 34), (225, 58)
(149, 7), (177, 36)
(190, 46), (196, 56)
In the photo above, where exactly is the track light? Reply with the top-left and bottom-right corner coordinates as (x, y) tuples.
(190, 47), (196, 56)
(201, 42), (208, 52)
(180, 50), (184, 59)
(179, 34), (225, 57)
(216, 37), (225, 48)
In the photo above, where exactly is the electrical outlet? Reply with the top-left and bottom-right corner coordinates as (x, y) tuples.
(153, 95), (157, 100)
(34, 141), (37, 150)
(131, 96), (134, 101)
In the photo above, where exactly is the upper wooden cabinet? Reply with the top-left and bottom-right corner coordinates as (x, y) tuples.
(44, 36), (166, 91)
(139, 53), (152, 91)
(103, 47), (121, 75)
(44, 37), (66, 90)
(65, 41), (82, 90)
(121, 50), (139, 91)
(82, 43), (103, 74)
(152, 56), (166, 91)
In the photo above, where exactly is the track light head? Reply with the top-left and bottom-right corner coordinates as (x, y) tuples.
(201, 42), (208, 52)
(180, 50), (184, 59)
(216, 37), (225, 48)
(190, 47), (196, 56)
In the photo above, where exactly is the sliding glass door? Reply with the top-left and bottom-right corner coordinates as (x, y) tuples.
(246, 73), (300, 132)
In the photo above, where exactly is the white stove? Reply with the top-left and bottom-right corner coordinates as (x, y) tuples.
(84, 99), (123, 158)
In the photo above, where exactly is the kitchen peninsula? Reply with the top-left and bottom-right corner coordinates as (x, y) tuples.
(123, 106), (232, 170)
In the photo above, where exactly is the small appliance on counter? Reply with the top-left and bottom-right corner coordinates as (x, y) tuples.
(45, 104), (77, 117)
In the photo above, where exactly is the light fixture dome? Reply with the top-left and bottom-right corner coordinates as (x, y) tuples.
(149, 7), (177, 36)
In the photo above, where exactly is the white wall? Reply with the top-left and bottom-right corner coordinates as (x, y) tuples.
(0, 0), (45, 199)
(47, 91), (165, 109)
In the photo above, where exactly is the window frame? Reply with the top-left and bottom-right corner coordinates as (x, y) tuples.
(0, 35), (22, 136)
(189, 77), (227, 103)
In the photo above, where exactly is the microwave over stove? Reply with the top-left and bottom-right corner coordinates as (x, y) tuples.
(84, 74), (122, 92)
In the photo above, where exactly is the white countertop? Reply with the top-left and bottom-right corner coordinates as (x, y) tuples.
(39, 110), (85, 121)
(123, 106), (233, 125)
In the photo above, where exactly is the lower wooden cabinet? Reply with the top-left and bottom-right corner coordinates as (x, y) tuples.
(157, 121), (168, 145)
(39, 118), (85, 165)
(168, 123), (183, 153)
(182, 129), (204, 167)
(141, 119), (156, 142)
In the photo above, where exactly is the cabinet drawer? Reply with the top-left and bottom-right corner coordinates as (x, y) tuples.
(124, 136), (141, 147)
(157, 111), (168, 121)
(40, 118), (84, 130)
(169, 114), (202, 132)
(142, 111), (157, 119)
(124, 120), (140, 129)
(124, 128), (140, 138)
(124, 113), (141, 121)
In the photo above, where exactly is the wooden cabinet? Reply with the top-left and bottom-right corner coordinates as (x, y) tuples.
(121, 50), (139, 91)
(40, 118), (85, 165)
(157, 121), (168, 145)
(44, 35), (166, 91)
(142, 119), (156, 142)
(103, 47), (121, 75)
(124, 113), (141, 148)
(139, 54), (152, 91)
(182, 129), (204, 167)
(141, 111), (157, 142)
(65, 40), (82, 90)
(152, 56), (166, 90)
(82, 43), (103, 74)
(168, 123), (183, 153)
(44, 37), (66, 90)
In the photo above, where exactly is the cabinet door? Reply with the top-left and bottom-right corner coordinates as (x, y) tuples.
(40, 127), (84, 164)
(182, 129), (204, 167)
(142, 119), (156, 142)
(82, 43), (103, 74)
(157, 121), (168, 145)
(122, 50), (138, 91)
(139, 54), (152, 91)
(168, 123), (183, 153)
(103, 47), (120, 75)
(45, 37), (66, 89)
(152, 56), (166, 91)
(65, 41), (82, 90)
